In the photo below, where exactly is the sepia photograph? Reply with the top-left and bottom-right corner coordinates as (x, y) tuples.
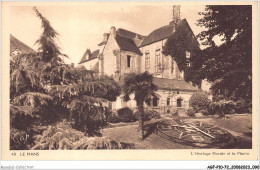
(1, 1), (258, 163)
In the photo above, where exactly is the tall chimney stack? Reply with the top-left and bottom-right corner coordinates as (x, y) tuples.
(110, 26), (116, 38)
(169, 5), (181, 25)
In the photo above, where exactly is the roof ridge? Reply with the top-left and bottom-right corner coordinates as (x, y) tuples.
(117, 28), (145, 38)
(153, 24), (174, 32)
(139, 19), (189, 47)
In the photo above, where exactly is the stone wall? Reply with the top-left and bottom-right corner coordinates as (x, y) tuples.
(110, 88), (194, 114)
(139, 39), (184, 80)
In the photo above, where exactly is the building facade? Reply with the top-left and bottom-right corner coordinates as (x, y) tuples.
(78, 6), (199, 114)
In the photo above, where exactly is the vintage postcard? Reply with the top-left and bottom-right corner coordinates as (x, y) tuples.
(1, 1), (258, 161)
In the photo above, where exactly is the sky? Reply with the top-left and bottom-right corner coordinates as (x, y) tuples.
(10, 3), (206, 66)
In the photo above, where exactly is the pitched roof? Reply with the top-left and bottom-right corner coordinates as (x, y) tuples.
(116, 28), (145, 47)
(10, 34), (35, 54)
(78, 49), (99, 64)
(139, 19), (187, 47)
(115, 35), (143, 55)
(117, 28), (145, 39)
(118, 73), (197, 92)
(90, 49), (99, 60)
(153, 77), (198, 91)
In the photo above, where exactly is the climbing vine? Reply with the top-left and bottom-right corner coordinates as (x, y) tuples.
(162, 20), (203, 86)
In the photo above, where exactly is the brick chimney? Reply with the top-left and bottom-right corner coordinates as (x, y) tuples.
(169, 5), (181, 25)
(110, 26), (116, 38)
(103, 33), (109, 42)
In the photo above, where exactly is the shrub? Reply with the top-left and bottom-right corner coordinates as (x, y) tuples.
(145, 110), (161, 119)
(104, 107), (112, 122)
(117, 107), (136, 122)
(209, 100), (236, 117)
(190, 91), (210, 112)
(200, 108), (209, 115)
(134, 110), (160, 121)
(235, 98), (251, 114)
(134, 111), (150, 121)
(107, 111), (120, 123)
(31, 121), (135, 150)
(186, 108), (195, 117)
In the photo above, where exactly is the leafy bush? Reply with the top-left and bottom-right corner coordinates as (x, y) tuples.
(186, 108), (195, 117)
(117, 107), (136, 122)
(145, 110), (160, 119)
(107, 111), (120, 123)
(31, 121), (135, 150)
(209, 100), (236, 117)
(200, 108), (209, 115)
(134, 109), (160, 121)
(134, 111), (150, 121)
(190, 91), (210, 112)
(235, 98), (251, 114)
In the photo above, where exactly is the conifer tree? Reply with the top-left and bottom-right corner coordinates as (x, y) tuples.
(10, 7), (120, 149)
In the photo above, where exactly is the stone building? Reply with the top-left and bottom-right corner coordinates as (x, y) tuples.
(78, 6), (199, 113)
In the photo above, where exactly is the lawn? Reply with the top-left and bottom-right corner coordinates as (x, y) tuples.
(102, 122), (194, 149)
(101, 114), (252, 149)
(196, 114), (252, 149)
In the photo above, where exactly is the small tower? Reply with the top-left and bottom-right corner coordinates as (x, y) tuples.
(169, 5), (181, 25)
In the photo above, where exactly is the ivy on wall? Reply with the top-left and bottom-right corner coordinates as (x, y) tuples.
(162, 20), (203, 86)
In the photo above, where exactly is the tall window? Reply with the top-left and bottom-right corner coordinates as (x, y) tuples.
(155, 49), (161, 72)
(171, 59), (175, 74)
(177, 98), (183, 107)
(167, 98), (170, 106)
(153, 97), (158, 106)
(145, 52), (150, 70)
(127, 55), (131, 68)
(186, 51), (191, 67)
